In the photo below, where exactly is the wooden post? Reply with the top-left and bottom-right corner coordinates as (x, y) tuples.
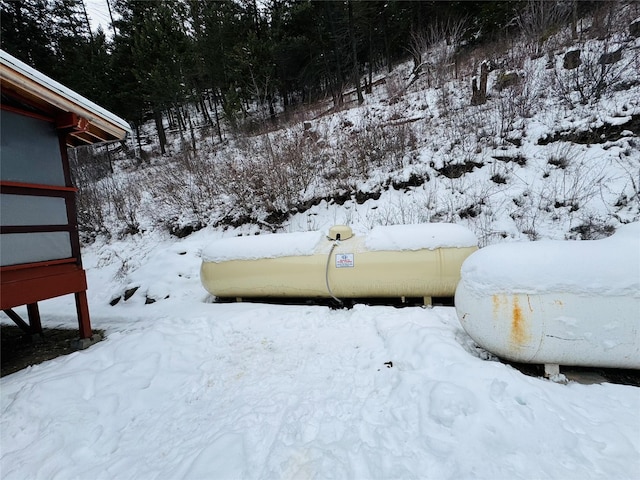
(75, 291), (92, 339)
(26, 303), (42, 334)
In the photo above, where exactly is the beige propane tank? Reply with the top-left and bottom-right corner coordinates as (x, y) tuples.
(201, 223), (478, 301)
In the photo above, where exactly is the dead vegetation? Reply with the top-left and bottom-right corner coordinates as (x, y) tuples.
(71, 1), (639, 242)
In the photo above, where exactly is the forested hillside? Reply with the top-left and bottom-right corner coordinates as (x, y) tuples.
(2, 0), (521, 139)
(2, 0), (639, 243)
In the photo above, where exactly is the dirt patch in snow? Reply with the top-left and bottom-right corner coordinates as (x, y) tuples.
(537, 114), (640, 145)
(1, 325), (104, 378)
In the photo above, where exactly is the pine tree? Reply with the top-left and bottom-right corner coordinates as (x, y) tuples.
(1, 0), (56, 74)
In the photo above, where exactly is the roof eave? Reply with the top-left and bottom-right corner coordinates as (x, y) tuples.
(0, 50), (132, 144)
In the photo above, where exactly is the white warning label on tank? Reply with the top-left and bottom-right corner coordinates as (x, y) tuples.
(335, 253), (355, 268)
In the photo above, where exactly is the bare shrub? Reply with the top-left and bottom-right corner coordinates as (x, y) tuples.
(552, 2), (637, 106)
(493, 87), (521, 140)
(76, 182), (108, 241)
(152, 150), (221, 228)
(509, 189), (543, 240)
(70, 145), (119, 240)
(409, 17), (467, 87)
(516, 0), (572, 57)
(567, 215), (615, 240)
(217, 129), (323, 223)
(258, 132), (319, 211)
(439, 108), (489, 157)
(69, 145), (113, 184)
(103, 176), (142, 236)
(553, 41), (635, 105)
(540, 146), (610, 213)
(614, 153), (640, 209)
(336, 119), (417, 181)
(384, 72), (406, 103)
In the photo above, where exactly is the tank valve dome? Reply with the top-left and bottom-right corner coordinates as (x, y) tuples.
(328, 225), (353, 241)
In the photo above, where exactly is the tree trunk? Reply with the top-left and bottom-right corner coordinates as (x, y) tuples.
(325, 3), (345, 108)
(571, 0), (578, 39)
(105, 142), (113, 174)
(382, 6), (392, 73)
(199, 94), (212, 125)
(212, 89), (223, 142)
(80, 0), (94, 44)
(106, 0), (118, 38)
(348, 1), (364, 105)
(189, 116), (196, 151)
(367, 21), (373, 93)
(479, 62), (488, 100)
(154, 110), (167, 155)
(135, 123), (142, 156)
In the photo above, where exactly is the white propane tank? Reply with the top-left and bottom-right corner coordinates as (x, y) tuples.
(455, 223), (640, 371)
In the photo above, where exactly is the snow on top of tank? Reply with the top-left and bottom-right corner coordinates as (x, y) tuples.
(365, 223), (478, 251)
(459, 222), (640, 297)
(201, 230), (325, 262)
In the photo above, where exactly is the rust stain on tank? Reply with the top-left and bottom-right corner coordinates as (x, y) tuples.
(511, 296), (530, 346)
(492, 294), (501, 318)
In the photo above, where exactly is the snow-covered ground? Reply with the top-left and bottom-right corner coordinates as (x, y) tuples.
(1, 224), (639, 479)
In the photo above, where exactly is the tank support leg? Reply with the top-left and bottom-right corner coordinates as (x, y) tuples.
(423, 296), (432, 306)
(235, 297), (243, 303)
(544, 364), (560, 378)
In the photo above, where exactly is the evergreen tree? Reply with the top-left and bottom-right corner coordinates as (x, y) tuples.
(111, 0), (191, 153)
(1, 0), (57, 75)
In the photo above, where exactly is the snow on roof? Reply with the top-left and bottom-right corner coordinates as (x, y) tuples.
(459, 222), (640, 297)
(201, 230), (325, 262)
(365, 223), (478, 251)
(0, 49), (131, 137)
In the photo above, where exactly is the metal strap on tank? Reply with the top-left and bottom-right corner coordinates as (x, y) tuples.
(325, 241), (343, 305)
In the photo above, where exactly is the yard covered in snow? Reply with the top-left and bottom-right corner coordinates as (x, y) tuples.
(1, 226), (638, 479)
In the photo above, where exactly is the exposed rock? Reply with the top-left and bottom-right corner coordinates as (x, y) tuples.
(264, 209), (288, 226)
(630, 20), (640, 37)
(437, 160), (483, 179)
(390, 172), (428, 191)
(563, 49), (581, 69)
(459, 204), (481, 219)
(599, 47), (623, 65)
(495, 71), (521, 91)
(169, 221), (203, 238)
(124, 287), (139, 301)
(354, 189), (382, 204)
(538, 114), (640, 145)
(493, 155), (527, 166)
(490, 174), (507, 184)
